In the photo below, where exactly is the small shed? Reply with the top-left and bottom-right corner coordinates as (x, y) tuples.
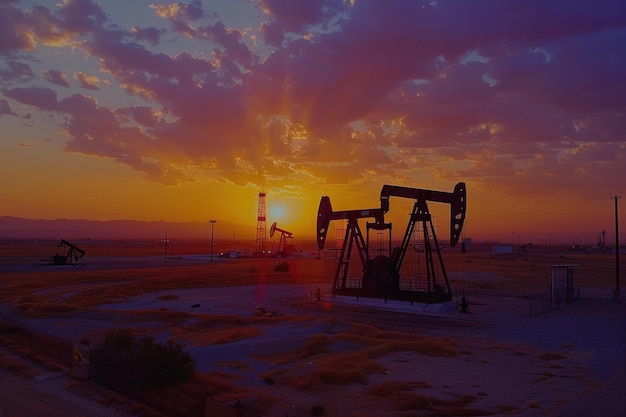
(551, 264), (576, 304)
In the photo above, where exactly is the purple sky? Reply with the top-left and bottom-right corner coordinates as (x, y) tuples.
(0, 0), (624, 242)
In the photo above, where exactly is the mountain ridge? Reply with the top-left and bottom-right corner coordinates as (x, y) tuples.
(0, 216), (253, 240)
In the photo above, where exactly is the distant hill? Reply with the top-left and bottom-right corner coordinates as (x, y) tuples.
(0, 216), (254, 240)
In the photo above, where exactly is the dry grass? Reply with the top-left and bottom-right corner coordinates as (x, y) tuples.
(170, 311), (314, 347)
(338, 322), (458, 358)
(0, 355), (32, 374)
(386, 392), (486, 416)
(296, 333), (332, 359)
(0, 241), (616, 417)
(273, 352), (386, 391)
(214, 359), (251, 371)
(155, 294), (179, 301)
(0, 245), (615, 314)
(18, 301), (81, 317)
(367, 381), (433, 397)
(112, 309), (194, 326)
(175, 325), (262, 346)
(126, 403), (162, 417)
(539, 352), (568, 361)
(256, 322), (458, 394)
(445, 251), (616, 289)
(170, 313), (259, 346)
(68, 380), (137, 411)
(9, 347), (63, 372)
(0, 258), (326, 312)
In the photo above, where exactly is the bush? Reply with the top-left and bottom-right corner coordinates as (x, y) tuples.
(274, 261), (290, 272)
(91, 329), (196, 390)
(311, 404), (325, 415)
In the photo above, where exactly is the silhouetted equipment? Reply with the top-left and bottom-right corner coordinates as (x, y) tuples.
(598, 230), (607, 249)
(40, 240), (86, 266)
(269, 222), (295, 257)
(255, 192), (267, 254)
(460, 296), (469, 313)
(317, 182), (466, 304)
(520, 242), (533, 253)
(317, 196), (390, 294)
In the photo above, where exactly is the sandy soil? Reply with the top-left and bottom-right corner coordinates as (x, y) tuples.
(1, 250), (624, 416)
(0, 345), (138, 417)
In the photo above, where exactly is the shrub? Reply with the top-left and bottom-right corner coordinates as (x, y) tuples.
(91, 329), (196, 390)
(311, 404), (325, 415)
(274, 262), (290, 272)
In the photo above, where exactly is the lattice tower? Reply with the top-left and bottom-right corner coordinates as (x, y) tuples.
(256, 192), (267, 252)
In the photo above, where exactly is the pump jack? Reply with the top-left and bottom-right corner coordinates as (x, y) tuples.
(317, 197), (390, 293)
(270, 222), (295, 257)
(379, 182), (466, 301)
(38, 239), (86, 266)
(317, 182), (466, 304)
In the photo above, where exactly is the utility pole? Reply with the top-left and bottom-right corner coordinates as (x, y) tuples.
(209, 220), (217, 263)
(611, 195), (621, 296)
(164, 230), (168, 265)
(547, 234), (551, 256)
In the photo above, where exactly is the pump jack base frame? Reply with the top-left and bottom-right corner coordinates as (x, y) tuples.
(332, 288), (452, 304)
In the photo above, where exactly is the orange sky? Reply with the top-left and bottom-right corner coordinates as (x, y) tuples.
(1, 1), (624, 244)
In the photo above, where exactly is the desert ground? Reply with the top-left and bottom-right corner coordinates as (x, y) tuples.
(0, 239), (624, 417)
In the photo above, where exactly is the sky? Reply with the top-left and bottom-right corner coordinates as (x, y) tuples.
(1, 0), (625, 244)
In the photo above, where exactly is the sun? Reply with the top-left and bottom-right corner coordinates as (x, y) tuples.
(270, 205), (285, 220)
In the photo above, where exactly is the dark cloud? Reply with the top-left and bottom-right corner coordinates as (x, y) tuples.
(258, 0), (347, 37)
(195, 21), (255, 70)
(2, 86), (60, 111)
(0, 98), (18, 116)
(130, 26), (165, 45)
(117, 106), (161, 128)
(42, 69), (70, 87)
(56, 0), (107, 34)
(0, 60), (34, 86)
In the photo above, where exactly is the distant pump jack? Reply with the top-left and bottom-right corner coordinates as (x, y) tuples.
(270, 222), (295, 257)
(38, 239), (86, 266)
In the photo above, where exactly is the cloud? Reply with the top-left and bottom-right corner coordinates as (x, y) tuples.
(17, 137), (50, 148)
(0, 60), (34, 85)
(2, 86), (60, 111)
(195, 21), (256, 70)
(56, 0), (107, 34)
(151, 1), (204, 21)
(130, 26), (165, 45)
(42, 69), (70, 87)
(0, 0), (624, 196)
(2, 86), (185, 183)
(0, 1), (75, 53)
(0, 98), (18, 116)
(258, 0), (348, 44)
(73, 71), (100, 90)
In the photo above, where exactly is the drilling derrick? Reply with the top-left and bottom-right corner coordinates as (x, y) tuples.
(255, 192), (267, 254)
